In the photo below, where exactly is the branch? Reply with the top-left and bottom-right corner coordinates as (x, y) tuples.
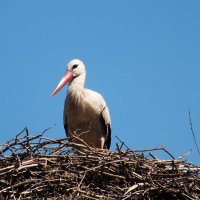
(189, 110), (200, 156)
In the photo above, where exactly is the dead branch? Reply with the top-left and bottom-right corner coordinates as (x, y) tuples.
(189, 110), (200, 156)
(0, 128), (199, 200)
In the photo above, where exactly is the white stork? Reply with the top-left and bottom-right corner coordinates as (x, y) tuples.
(51, 59), (111, 149)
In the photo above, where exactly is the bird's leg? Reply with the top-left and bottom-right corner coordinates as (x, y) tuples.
(100, 137), (105, 149)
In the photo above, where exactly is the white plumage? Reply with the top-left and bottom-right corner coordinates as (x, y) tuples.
(51, 59), (111, 149)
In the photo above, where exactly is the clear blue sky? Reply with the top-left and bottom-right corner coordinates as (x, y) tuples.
(0, 1), (200, 165)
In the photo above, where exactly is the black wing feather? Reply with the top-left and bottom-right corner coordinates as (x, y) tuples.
(64, 114), (68, 137)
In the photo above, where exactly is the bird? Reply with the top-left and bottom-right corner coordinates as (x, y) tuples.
(51, 59), (111, 149)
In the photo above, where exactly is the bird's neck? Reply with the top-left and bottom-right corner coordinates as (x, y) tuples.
(67, 74), (86, 99)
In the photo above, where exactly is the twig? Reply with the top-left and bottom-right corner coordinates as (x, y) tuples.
(189, 110), (200, 156)
(177, 150), (192, 160)
(115, 136), (130, 150)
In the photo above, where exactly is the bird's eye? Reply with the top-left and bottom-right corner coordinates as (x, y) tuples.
(72, 64), (78, 69)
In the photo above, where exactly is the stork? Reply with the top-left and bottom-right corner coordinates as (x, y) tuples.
(51, 59), (111, 149)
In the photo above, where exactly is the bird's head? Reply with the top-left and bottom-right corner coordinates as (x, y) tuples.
(67, 59), (85, 77)
(51, 59), (86, 96)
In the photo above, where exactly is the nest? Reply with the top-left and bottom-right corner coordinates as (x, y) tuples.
(0, 128), (199, 200)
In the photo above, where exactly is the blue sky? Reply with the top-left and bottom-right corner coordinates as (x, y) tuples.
(0, 1), (200, 165)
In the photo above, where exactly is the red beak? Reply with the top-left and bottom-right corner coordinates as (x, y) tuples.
(51, 70), (73, 96)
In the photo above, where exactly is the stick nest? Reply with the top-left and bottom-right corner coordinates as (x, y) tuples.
(0, 128), (199, 200)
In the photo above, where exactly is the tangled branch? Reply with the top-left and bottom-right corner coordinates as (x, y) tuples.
(0, 128), (199, 200)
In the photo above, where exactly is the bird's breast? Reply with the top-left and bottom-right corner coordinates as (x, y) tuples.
(65, 97), (99, 131)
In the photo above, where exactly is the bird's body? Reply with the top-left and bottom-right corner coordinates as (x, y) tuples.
(51, 59), (111, 149)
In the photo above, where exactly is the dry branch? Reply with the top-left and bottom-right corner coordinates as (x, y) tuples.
(0, 128), (199, 200)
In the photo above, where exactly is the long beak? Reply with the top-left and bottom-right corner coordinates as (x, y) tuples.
(51, 70), (73, 96)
